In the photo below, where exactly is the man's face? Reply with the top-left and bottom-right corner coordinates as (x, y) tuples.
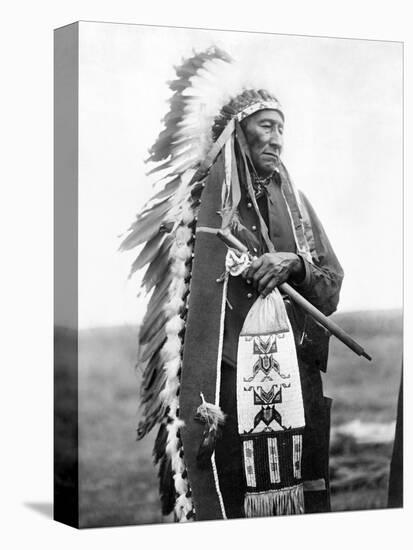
(242, 109), (284, 177)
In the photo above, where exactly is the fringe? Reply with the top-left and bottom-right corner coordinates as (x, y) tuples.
(244, 484), (305, 517)
(279, 162), (316, 263)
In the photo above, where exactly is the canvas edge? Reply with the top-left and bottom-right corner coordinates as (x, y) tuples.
(53, 21), (80, 529)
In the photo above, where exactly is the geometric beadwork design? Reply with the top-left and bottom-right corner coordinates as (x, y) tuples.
(292, 434), (303, 479)
(243, 440), (257, 488)
(253, 335), (277, 355)
(267, 437), (281, 483)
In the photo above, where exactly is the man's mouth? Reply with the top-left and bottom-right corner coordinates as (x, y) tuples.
(262, 152), (280, 160)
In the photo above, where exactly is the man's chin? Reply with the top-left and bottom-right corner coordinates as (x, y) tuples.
(257, 161), (278, 177)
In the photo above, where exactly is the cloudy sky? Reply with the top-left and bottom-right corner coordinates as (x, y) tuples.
(77, 21), (402, 328)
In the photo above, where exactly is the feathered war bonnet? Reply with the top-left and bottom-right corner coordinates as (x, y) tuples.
(121, 47), (290, 522)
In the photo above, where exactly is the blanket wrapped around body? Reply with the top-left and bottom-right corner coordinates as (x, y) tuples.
(236, 288), (305, 516)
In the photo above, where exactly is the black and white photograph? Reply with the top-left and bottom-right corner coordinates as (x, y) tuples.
(3, 3), (410, 549)
(54, 21), (403, 528)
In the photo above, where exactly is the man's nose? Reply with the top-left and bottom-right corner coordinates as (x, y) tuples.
(269, 130), (283, 148)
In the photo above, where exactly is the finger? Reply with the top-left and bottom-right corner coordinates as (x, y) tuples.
(261, 276), (278, 297)
(242, 266), (253, 281)
(252, 262), (276, 285)
(247, 256), (263, 276)
(257, 271), (278, 294)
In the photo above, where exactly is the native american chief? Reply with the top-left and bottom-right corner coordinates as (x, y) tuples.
(121, 48), (344, 521)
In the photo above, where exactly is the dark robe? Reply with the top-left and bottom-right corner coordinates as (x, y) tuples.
(180, 157), (343, 520)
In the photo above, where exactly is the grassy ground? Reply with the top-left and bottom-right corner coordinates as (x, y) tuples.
(325, 309), (402, 425)
(325, 309), (402, 512)
(77, 326), (163, 527)
(55, 309), (402, 527)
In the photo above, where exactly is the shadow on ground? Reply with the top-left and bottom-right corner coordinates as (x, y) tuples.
(24, 502), (53, 519)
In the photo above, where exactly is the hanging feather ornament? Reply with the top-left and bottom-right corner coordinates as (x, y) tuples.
(194, 393), (226, 469)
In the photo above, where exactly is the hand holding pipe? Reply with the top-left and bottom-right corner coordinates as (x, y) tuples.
(217, 229), (372, 362)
